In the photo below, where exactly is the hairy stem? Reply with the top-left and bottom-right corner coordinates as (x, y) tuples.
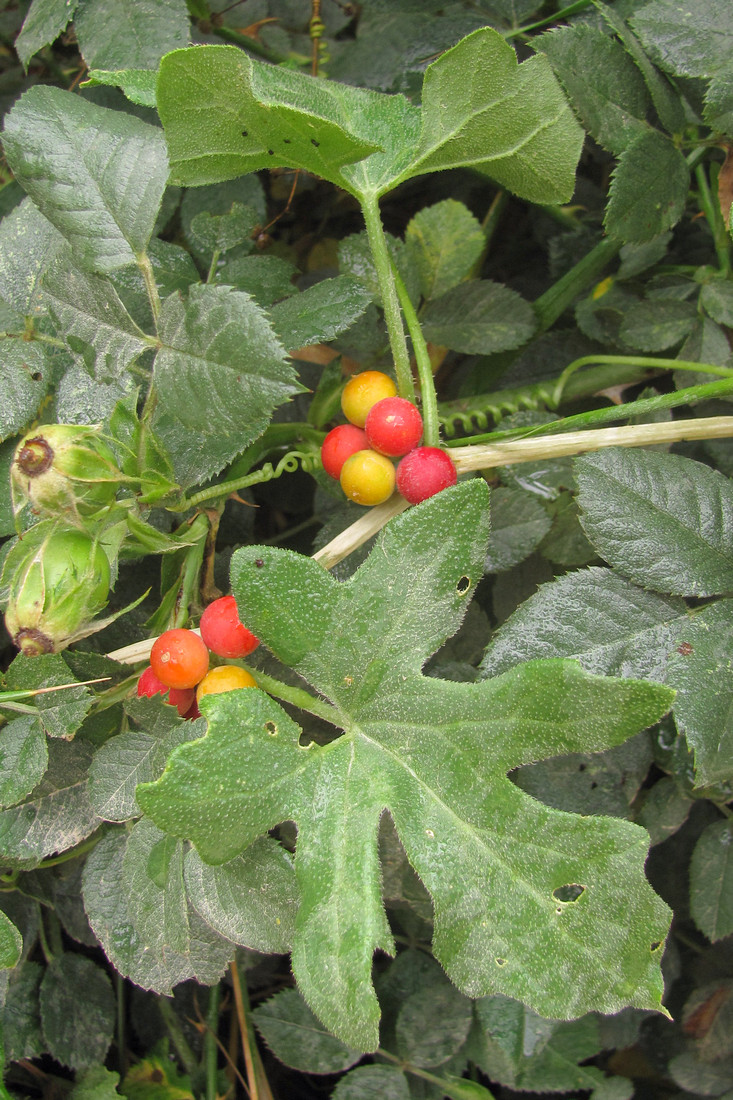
(361, 192), (416, 401)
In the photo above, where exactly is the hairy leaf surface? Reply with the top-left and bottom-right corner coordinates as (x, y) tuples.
(139, 482), (673, 1050)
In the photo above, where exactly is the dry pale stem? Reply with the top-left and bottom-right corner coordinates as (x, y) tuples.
(106, 416), (733, 665)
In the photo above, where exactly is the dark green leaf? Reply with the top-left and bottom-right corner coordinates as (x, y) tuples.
(0, 739), (101, 864)
(151, 283), (300, 486)
(605, 131), (689, 243)
(123, 818), (190, 956)
(405, 200), (485, 301)
(690, 820), (733, 941)
(69, 1067), (125, 1100)
(14, 0), (79, 68)
(575, 449), (733, 596)
(252, 987), (363, 1074)
(0, 341), (50, 445)
(3, 961), (44, 1062)
(269, 277), (372, 350)
(88, 696), (203, 821)
(185, 838), (297, 954)
(396, 982), (473, 1068)
(420, 281), (537, 355)
(620, 299), (697, 352)
(0, 912), (22, 971)
(630, 0), (733, 78)
(5, 653), (94, 740)
(74, 0), (190, 71)
(189, 203), (259, 257)
(634, 776), (692, 845)
(705, 72), (733, 135)
(484, 487), (551, 573)
(216, 255), (298, 308)
(332, 1066), (410, 1100)
(2, 87), (169, 274)
(0, 197), (63, 315)
(139, 482), (674, 1051)
(512, 731), (653, 820)
(39, 954), (113, 1070)
(82, 828), (210, 994)
(666, 600), (733, 786)
(594, 0), (686, 135)
(0, 716), (48, 810)
(338, 230), (419, 307)
(701, 280), (733, 326)
(536, 24), (649, 155)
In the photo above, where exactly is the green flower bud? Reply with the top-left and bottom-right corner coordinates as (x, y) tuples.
(2, 523), (111, 656)
(12, 425), (121, 519)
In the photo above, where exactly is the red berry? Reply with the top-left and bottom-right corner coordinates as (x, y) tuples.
(137, 664), (195, 718)
(396, 447), (457, 504)
(199, 595), (259, 659)
(321, 424), (369, 479)
(365, 397), (423, 457)
(150, 628), (210, 690)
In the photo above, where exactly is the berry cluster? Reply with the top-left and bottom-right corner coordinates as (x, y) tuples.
(321, 371), (457, 507)
(137, 595), (259, 718)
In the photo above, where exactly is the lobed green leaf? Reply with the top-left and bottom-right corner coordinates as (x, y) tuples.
(139, 482), (674, 1050)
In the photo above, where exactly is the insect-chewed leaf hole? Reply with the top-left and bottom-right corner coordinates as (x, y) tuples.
(456, 575), (471, 595)
(298, 733), (314, 749)
(650, 941), (662, 952)
(265, 721), (277, 736)
(553, 883), (585, 903)
(495, 957), (506, 967)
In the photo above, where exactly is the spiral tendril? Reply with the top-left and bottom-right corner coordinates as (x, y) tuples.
(439, 382), (559, 437)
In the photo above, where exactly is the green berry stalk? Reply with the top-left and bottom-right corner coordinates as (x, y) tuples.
(12, 424), (122, 520)
(2, 522), (112, 657)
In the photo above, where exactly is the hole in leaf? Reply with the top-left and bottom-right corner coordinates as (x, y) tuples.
(311, 138), (320, 147)
(456, 575), (470, 595)
(31, 372), (42, 382)
(555, 906), (563, 914)
(651, 941), (661, 952)
(553, 884), (585, 903)
(578, 763), (586, 772)
(265, 721), (277, 736)
(268, 149), (274, 155)
(495, 957), (506, 967)
(241, 129), (248, 137)
(298, 733), (314, 749)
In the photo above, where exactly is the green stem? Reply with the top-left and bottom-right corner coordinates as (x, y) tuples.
(206, 248), (221, 284)
(695, 162), (731, 276)
(34, 834), (104, 870)
(391, 262), (440, 446)
(212, 22), (309, 66)
(377, 1048), (496, 1098)
(204, 982), (221, 1100)
(361, 192), (416, 402)
(0, 329), (67, 349)
(248, 668), (341, 727)
(533, 236), (623, 332)
(177, 449), (321, 511)
(503, 0), (593, 38)
(115, 973), (127, 1079)
(158, 997), (200, 1081)
(554, 353), (733, 405)
(451, 376), (733, 446)
(137, 251), (162, 326)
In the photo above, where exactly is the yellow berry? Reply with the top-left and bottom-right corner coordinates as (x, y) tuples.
(340, 449), (396, 506)
(341, 371), (397, 428)
(196, 664), (257, 703)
